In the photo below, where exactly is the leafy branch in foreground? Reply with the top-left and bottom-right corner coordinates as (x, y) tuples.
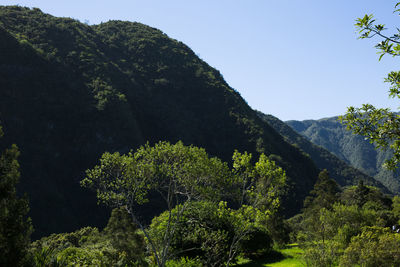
(340, 2), (400, 171)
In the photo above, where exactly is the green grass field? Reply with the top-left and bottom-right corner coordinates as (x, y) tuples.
(236, 244), (304, 267)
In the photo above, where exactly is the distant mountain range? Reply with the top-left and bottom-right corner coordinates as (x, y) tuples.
(257, 113), (388, 192)
(286, 116), (400, 194)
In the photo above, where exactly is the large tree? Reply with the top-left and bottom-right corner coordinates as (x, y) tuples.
(82, 142), (287, 266)
(81, 141), (233, 267)
(340, 2), (400, 170)
(0, 126), (33, 266)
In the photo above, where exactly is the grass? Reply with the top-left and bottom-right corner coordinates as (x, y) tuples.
(235, 244), (304, 267)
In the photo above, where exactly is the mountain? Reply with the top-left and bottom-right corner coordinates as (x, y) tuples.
(286, 116), (399, 194)
(0, 6), (320, 237)
(257, 113), (389, 193)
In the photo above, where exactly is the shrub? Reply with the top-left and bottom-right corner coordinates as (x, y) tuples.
(340, 226), (400, 267)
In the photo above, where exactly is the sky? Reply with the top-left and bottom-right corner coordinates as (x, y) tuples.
(2, 0), (400, 120)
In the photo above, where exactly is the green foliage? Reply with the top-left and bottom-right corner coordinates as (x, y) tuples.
(263, 213), (291, 247)
(393, 195), (400, 223)
(165, 257), (203, 267)
(226, 151), (286, 266)
(298, 170), (340, 252)
(340, 105), (400, 171)
(81, 140), (232, 210)
(149, 201), (233, 266)
(340, 2), (400, 172)
(30, 227), (100, 253)
(303, 169), (340, 212)
(239, 225), (273, 260)
(341, 181), (392, 210)
(56, 247), (108, 266)
(340, 226), (400, 267)
(149, 201), (273, 266)
(82, 142), (286, 266)
(319, 203), (381, 247)
(82, 141), (233, 266)
(296, 170), (395, 266)
(102, 207), (147, 265)
(30, 207), (147, 267)
(232, 150), (286, 213)
(302, 242), (339, 267)
(299, 203), (382, 266)
(0, 129), (32, 266)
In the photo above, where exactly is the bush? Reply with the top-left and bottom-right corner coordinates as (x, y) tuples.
(149, 201), (232, 267)
(303, 242), (340, 267)
(239, 226), (273, 259)
(165, 257), (203, 267)
(29, 207), (147, 266)
(148, 201), (274, 266)
(340, 226), (400, 267)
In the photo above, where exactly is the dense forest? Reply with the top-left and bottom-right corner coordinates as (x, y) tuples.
(1, 4), (400, 267)
(287, 116), (400, 194)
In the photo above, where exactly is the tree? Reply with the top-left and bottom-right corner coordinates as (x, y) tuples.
(340, 226), (400, 267)
(0, 126), (33, 266)
(340, 2), (400, 170)
(393, 195), (400, 223)
(103, 207), (147, 265)
(303, 169), (340, 212)
(224, 151), (286, 267)
(300, 170), (340, 243)
(297, 170), (340, 266)
(81, 141), (232, 267)
(149, 201), (234, 267)
(30, 208), (147, 266)
(301, 203), (381, 267)
(341, 182), (392, 212)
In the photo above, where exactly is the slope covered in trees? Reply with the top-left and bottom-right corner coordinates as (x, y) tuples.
(258, 113), (388, 192)
(286, 116), (399, 193)
(0, 6), (319, 237)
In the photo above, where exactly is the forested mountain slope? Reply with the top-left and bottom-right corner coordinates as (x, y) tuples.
(0, 6), (320, 237)
(286, 116), (399, 194)
(258, 113), (388, 193)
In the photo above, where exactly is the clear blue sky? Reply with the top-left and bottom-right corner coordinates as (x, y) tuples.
(3, 0), (400, 120)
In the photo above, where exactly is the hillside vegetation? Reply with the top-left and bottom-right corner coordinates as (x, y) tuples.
(0, 6), (319, 237)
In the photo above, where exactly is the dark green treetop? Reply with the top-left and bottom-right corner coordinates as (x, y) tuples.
(0, 126), (33, 266)
(303, 169), (340, 212)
